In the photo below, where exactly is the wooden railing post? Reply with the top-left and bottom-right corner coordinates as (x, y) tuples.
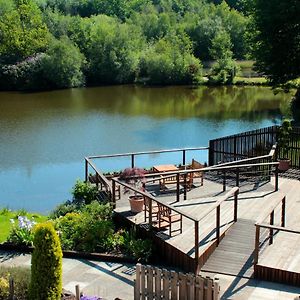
(216, 205), (220, 245)
(275, 164), (279, 191)
(149, 197), (153, 231)
(254, 225), (260, 265)
(112, 179), (116, 209)
(223, 171), (226, 192)
(234, 190), (238, 222)
(176, 173), (180, 202)
(131, 154), (135, 168)
(85, 158), (88, 182)
(236, 168), (239, 187)
(183, 173), (187, 201)
(194, 220), (199, 274)
(269, 210), (274, 245)
(281, 196), (286, 227)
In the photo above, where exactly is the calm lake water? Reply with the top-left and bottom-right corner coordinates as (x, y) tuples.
(0, 85), (292, 213)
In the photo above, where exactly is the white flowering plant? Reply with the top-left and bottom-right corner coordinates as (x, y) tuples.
(8, 216), (36, 246)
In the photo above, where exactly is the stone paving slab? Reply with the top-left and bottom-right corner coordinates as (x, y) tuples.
(0, 251), (135, 300)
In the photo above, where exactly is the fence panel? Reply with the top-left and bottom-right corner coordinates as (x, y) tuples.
(208, 126), (277, 166)
(134, 264), (220, 300)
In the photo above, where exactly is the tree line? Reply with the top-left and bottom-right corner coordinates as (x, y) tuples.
(0, 0), (250, 90)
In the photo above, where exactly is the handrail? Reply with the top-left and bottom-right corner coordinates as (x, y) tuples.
(112, 178), (197, 222)
(142, 161), (279, 178)
(256, 192), (286, 224)
(87, 146), (209, 160)
(85, 157), (111, 193)
(210, 144), (277, 168)
(254, 192), (286, 265)
(255, 223), (300, 235)
(197, 187), (239, 222)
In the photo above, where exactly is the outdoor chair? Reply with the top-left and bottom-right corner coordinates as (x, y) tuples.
(144, 196), (159, 222)
(157, 203), (182, 236)
(191, 159), (204, 186)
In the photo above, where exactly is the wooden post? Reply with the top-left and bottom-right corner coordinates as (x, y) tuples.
(194, 221), (199, 274)
(176, 173), (180, 202)
(236, 168), (239, 187)
(131, 154), (135, 168)
(281, 196), (286, 227)
(234, 190), (238, 222)
(223, 171), (226, 192)
(112, 180), (116, 209)
(149, 197), (153, 231)
(182, 149), (186, 166)
(135, 264), (141, 300)
(183, 173), (187, 201)
(85, 158), (88, 182)
(75, 284), (80, 300)
(275, 165), (279, 191)
(216, 206), (220, 245)
(269, 210), (274, 245)
(254, 225), (260, 265)
(9, 276), (14, 300)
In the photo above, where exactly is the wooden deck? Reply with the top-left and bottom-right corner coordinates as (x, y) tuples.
(114, 174), (300, 286)
(115, 175), (274, 271)
(254, 177), (300, 285)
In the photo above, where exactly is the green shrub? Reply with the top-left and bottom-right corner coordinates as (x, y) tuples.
(49, 200), (79, 219)
(123, 229), (152, 262)
(29, 223), (62, 300)
(0, 266), (31, 300)
(54, 202), (114, 252)
(0, 276), (9, 299)
(72, 179), (99, 205)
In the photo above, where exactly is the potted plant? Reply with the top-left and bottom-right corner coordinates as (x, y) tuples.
(119, 167), (146, 213)
(277, 119), (292, 171)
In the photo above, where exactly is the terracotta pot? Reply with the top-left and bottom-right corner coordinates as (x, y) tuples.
(278, 159), (290, 171)
(129, 195), (144, 213)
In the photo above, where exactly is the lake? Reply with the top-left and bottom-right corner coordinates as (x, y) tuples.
(0, 85), (292, 213)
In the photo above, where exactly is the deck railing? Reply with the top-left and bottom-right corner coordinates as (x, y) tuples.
(254, 192), (287, 265)
(112, 174), (239, 273)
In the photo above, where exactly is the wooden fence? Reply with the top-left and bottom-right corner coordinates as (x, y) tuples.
(134, 264), (220, 300)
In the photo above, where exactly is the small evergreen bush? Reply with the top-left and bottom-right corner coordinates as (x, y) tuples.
(0, 266), (31, 300)
(29, 223), (62, 300)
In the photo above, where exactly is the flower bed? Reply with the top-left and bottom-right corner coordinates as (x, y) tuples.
(1, 180), (152, 263)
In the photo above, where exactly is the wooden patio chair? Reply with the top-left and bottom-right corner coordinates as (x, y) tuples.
(144, 196), (159, 222)
(157, 203), (182, 236)
(191, 159), (204, 186)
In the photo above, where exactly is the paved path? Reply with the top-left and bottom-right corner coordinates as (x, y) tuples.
(2, 251), (300, 299)
(0, 251), (135, 300)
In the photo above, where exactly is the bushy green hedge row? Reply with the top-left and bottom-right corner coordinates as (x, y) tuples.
(0, 0), (249, 90)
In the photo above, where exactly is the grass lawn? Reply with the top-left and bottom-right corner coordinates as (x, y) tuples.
(0, 209), (47, 243)
(234, 76), (268, 85)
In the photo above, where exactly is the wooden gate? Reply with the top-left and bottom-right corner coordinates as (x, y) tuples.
(134, 264), (220, 300)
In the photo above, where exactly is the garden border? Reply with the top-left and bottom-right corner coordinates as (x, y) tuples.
(0, 243), (136, 264)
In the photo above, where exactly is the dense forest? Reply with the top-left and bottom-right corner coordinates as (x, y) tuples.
(0, 0), (252, 90)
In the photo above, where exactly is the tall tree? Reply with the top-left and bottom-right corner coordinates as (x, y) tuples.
(250, 0), (300, 100)
(0, 0), (50, 63)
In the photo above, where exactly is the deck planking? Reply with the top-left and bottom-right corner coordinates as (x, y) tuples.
(114, 173), (300, 282)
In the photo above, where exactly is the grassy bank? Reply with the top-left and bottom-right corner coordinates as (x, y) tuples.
(0, 209), (47, 243)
